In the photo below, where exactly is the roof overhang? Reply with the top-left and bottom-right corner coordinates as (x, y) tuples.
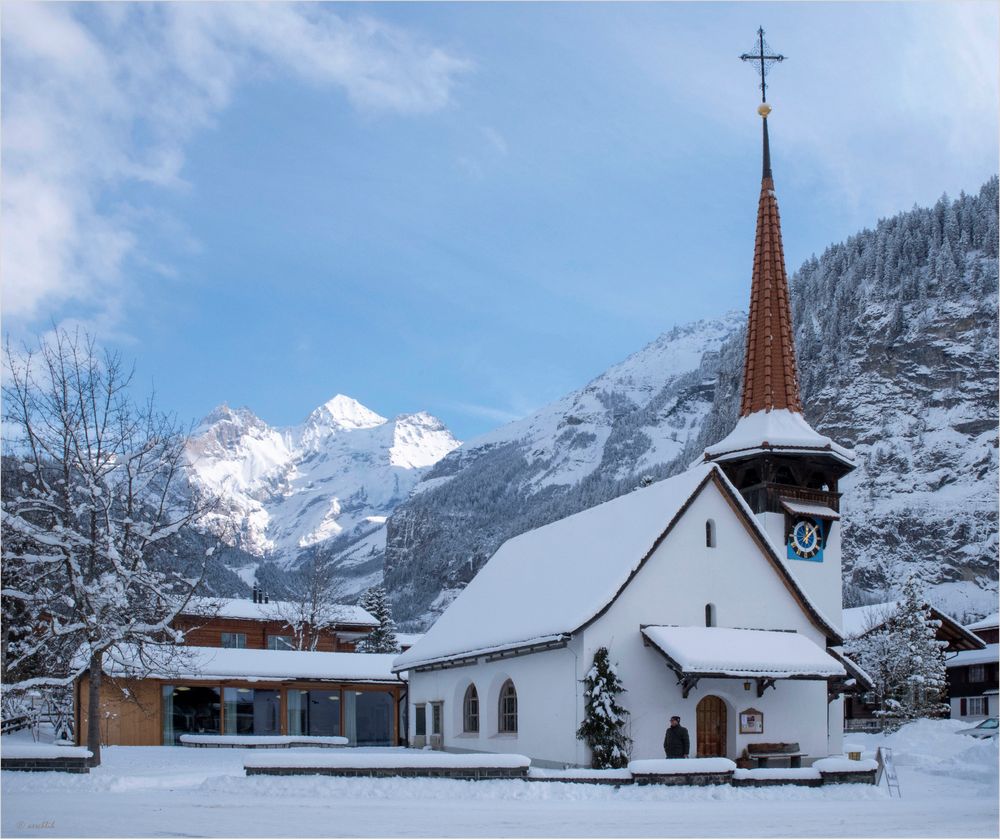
(641, 625), (846, 682)
(780, 498), (840, 521)
(392, 634), (570, 674)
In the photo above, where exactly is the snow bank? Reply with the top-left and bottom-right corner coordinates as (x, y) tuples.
(851, 718), (999, 784)
(733, 768), (821, 780)
(628, 758), (736, 775)
(181, 735), (347, 747)
(244, 752), (531, 770)
(2, 744), (92, 759)
(528, 768), (633, 780)
(811, 758), (878, 773)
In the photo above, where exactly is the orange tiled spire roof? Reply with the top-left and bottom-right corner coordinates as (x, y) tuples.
(739, 106), (803, 417)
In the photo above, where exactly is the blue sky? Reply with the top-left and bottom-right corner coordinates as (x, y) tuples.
(3, 2), (998, 440)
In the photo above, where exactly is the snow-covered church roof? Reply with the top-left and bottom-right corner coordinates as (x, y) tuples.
(393, 463), (840, 673)
(702, 408), (854, 467)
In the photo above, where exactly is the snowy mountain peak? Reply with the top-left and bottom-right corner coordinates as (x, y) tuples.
(196, 403), (266, 434)
(391, 413), (461, 469)
(308, 394), (387, 431)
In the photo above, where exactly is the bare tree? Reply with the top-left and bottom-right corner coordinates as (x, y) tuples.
(1, 329), (210, 765)
(272, 558), (350, 651)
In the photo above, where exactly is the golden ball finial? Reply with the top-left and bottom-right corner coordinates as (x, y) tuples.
(758, 103), (772, 118)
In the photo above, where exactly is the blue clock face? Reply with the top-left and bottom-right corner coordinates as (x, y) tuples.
(789, 517), (822, 560)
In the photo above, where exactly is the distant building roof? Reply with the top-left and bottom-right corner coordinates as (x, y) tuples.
(393, 464), (840, 673)
(180, 597), (377, 627)
(843, 601), (984, 652)
(100, 644), (401, 683)
(946, 643), (999, 669)
(967, 613), (1000, 632)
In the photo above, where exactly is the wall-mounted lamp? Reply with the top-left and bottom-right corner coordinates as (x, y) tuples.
(743, 680), (751, 691)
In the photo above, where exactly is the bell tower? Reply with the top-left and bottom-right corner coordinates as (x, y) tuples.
(703, 29), (854, 625)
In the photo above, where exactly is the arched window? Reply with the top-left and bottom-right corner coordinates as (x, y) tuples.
(706, 519), (716, 548)
(463, 684), (479, 733)
(498, 680), (518, 734)
(705, 603), (716, 627)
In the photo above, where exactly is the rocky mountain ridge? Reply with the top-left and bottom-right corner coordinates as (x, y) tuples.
(184, 394), (460, 597)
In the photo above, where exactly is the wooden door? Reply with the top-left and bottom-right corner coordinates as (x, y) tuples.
(696, 695), (727, 757)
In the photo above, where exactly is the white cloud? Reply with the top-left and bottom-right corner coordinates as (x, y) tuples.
(1, 3), (472, 326)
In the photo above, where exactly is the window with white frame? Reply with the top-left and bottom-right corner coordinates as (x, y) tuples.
(431, 702), (443, 735)
(221, 632), (246, 649)
(498, 680), (517, 734)
(706, 520), (716, 548)
(267, 635), (294, 651)
(967, 696), (986, 716)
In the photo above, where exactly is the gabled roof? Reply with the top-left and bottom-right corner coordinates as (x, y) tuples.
(393, 463), (841, 673)
(842, 601), (985, 652)
(180, 597), (377, 628)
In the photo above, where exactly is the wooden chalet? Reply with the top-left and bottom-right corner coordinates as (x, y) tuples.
(946, 613), (999, 721)
(75, 593), (407, 747)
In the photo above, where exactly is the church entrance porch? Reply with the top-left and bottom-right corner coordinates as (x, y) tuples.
(696, 695), (727, 757)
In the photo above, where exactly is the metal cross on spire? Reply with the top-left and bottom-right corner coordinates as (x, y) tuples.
(740, 27), (785, 103)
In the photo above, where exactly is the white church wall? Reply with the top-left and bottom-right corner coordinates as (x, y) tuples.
(758, 512), (844, 630)
(406, 641), (583, 767)
(582, 481), (836, 762)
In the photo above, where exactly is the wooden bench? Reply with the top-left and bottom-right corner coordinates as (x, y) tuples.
(746, 742), (805, 768)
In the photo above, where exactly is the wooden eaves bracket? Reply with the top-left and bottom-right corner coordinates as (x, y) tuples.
(756, 677), (776, 698)
(678, 675), (701, 699)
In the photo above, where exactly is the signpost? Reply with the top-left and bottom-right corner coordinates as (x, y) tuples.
(876, 746), (901, 797)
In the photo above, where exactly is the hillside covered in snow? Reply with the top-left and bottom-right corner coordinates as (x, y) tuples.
(383, 177), (999, 627)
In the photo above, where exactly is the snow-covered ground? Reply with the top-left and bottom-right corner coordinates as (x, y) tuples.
(2, 720), (997, 837)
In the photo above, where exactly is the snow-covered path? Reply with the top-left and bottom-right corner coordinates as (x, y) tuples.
(2, 722), (997, 837)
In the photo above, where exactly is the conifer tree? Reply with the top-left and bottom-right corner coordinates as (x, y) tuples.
(356, 585), (399, 653)
(845, 577), (949, 731)
(576, 647), (631, 769)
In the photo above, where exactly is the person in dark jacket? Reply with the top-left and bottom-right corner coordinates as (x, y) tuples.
(663, 715), (690, 758)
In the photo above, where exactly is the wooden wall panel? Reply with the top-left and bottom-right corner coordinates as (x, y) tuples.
(77, 675), (162, 746)
(173, 616), (362, 651)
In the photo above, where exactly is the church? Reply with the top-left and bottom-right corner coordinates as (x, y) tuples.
(393, 69), (868, 769)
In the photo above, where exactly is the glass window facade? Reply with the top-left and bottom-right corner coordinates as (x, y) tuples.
(354, 691), (394, 746)
(223, 687), (280, 736)
(162, 685), (220, 745)
(286, 689), (341, 736)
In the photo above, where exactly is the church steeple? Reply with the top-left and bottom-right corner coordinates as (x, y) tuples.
(739, 103), (803, 417)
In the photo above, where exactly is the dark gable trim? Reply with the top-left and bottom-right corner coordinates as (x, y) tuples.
(573, 470), (717, 636)
(574, 467), (842, 645)
(710, 471), (843, 645)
